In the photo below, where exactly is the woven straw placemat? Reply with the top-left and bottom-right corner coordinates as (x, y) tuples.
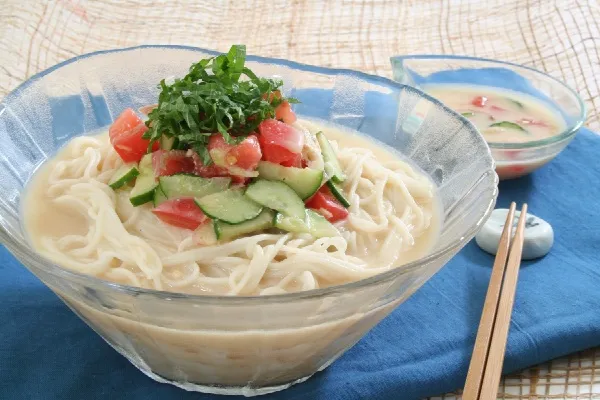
(1, 1), (599, 398)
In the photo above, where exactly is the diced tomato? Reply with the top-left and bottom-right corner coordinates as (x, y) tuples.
(275, 101), (297, 124)
(152, 150), (195, 177)
(230, 176), (250, 186)
(520, 118), (549, 127)
(189, 151), (230, 177)
(152, 198), (208, 230)
(504, 149), (522, 161)
(471, 96), (488, 107)
(258, 119), (304, 166)
(139, 104), (158, 115)
(496, 164), (529, 180)
(280, 153), (303, 168)
(190, 152), (248, 186)
(305, 186), (349, 222)
(194, 162), (230, 178)
(109, 108), (158, 163)
(194, 162), (227, 177)
(263, 90), (282, 103)
(208, 134), (262, 171)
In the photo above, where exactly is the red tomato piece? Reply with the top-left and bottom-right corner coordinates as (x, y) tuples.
(109, 108), (157, 163)
(263, 90), (282, 103)
(230, 176), (250, 186)
(191, 152), (248, 186)
(194, 162), (228, 178)
(504, 149), (522, 161)
(152, 150), (195, 177)
(275, 101), (297, 124)
(520, 118), (548, 127)
(139, 104), (157, 115)
(471, 96), (488, 107)
(152, 198), (208, 230)
(280, 153), (303, 168)
(208, 134), (262, 171)
(194, 162), (230, 178)
(189, 151), (230, 177)
(305, 186), (349, 222)
(258, 119), (304, 166)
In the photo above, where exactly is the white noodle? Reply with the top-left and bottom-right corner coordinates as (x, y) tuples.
(33, 121), (437, 295)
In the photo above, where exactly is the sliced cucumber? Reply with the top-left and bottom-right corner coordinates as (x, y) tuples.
(129, 154), (157, 206)
(159, 175), (230, 199)
(160, 135), (178, 150)
(153, 185), (168, 206)
(195, 222), (218, 246)
(274, 210), (339, 238)
(257, 161), (323, 200)
(215, 209), (274, 241)
(108, 164), (139, 189)
(245, 179), (305, 219)
(195, 189), (263, 224)
(316, 131), (346, 183)
(489, 121), (527, 132)
(129, 173), (157, 206)
(507, 98), (525, 109)
(326, 180), (350, 208)
(139, 152), (153, 170)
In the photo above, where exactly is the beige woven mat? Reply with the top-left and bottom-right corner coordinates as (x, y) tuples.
(1, 1), (599, 398)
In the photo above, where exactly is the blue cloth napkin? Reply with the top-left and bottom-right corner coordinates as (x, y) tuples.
(1, 128), (599, 399)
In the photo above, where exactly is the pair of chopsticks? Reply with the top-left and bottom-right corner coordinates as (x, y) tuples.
(463, 202), (528, 400)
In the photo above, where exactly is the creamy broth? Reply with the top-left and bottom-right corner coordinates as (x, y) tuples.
(23, 119), (441, 296)
(22, 119), (442, 391)
(426, 85), (566, 143)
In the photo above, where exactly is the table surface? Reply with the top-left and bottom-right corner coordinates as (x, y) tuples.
(1, 1), (599, 399)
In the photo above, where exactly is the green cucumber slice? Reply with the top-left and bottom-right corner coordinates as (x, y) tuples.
(316, 131), (346, 183)
(195, 222), (218, 246)
(215, 209), (274, 241)
(139, 152), (153, 169)
(245, 179), (305, 219)
(507, 98), (525, 109)
(195, 189), (263, 224)
(488, 121), (527, 132)
(129, 154), (157, 206)
(153, 185), (168, 206)
(129, 173), (157, 206)
(274, 210), (339, 238)
(160, 135), (178, 150)
(159, 175), (230, 199)
(108, 164), (139, 189)
(257, 161), (323, 200)
(326, 180), (350, 208)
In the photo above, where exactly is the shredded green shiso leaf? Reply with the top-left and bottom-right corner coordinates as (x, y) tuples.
(143, 45), (298, 164)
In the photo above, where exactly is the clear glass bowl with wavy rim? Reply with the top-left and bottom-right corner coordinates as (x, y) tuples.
(0, 46), (497, 396)
(391, 55), (586, 180)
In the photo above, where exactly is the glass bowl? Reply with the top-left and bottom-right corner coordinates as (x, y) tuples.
(391, 55), (586, 180)
(0, 46), (497, 396)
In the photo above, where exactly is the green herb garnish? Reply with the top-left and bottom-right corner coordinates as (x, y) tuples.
(143, 45), (297, 164)
(461, 112), (475, 117)
(489, 121), (528, 132)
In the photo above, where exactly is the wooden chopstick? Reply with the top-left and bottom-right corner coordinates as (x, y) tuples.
(463, 203), (528, 400)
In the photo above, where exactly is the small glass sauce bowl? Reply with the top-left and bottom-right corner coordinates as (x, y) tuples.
(391, 55), (586, 180)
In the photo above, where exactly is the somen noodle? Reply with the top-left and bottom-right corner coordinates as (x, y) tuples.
(24, 120), (439, 296)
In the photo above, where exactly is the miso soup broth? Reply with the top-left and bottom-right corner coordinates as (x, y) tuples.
(426, 85), (566, 143)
